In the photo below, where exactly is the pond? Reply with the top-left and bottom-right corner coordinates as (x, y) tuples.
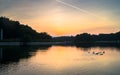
(0, 45), (120, 75)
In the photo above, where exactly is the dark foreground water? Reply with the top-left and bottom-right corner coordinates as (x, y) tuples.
(0, 45), (120, 75)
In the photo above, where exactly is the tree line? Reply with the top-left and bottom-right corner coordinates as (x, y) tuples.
(75, 32), (120, 43)
(0, 17), (52, 42)
(0, 16), (119, 43)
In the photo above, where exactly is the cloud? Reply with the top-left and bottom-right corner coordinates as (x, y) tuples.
(0, 0), (55, 19)
(0, 0), (119, 35)
(56, 0), (105, 20)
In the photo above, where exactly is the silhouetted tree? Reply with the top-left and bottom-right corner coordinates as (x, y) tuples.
(75, 33), (93, 43)
(75, 32), (120, 43)
(38, 32), (52, 42)
(0, 16), (52, 42)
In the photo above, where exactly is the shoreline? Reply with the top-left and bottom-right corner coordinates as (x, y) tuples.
(0, 42), (70, 46)
(0, 41), (119, 46)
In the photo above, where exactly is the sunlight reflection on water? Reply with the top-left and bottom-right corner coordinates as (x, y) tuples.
(0, 46), (120, 75)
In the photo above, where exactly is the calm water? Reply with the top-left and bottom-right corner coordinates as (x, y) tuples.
(0, 45), (120, 75)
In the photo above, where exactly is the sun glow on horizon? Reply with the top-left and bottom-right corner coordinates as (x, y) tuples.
(0, 0), (119, 36)
(17, 11), (115, 36)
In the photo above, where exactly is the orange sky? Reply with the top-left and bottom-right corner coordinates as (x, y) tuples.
(0, 0), (120, 36)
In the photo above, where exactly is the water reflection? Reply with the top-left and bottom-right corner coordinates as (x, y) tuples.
(0, 45), (120, 75)
(0, 45), (51, 64)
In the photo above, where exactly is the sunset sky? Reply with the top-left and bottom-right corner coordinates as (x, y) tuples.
(0, 0), (120, 36)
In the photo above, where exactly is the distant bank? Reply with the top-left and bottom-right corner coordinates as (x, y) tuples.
(0, 41), (119, 46)
(0, 42), (72, 46)
(0, 17), (120, 44)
